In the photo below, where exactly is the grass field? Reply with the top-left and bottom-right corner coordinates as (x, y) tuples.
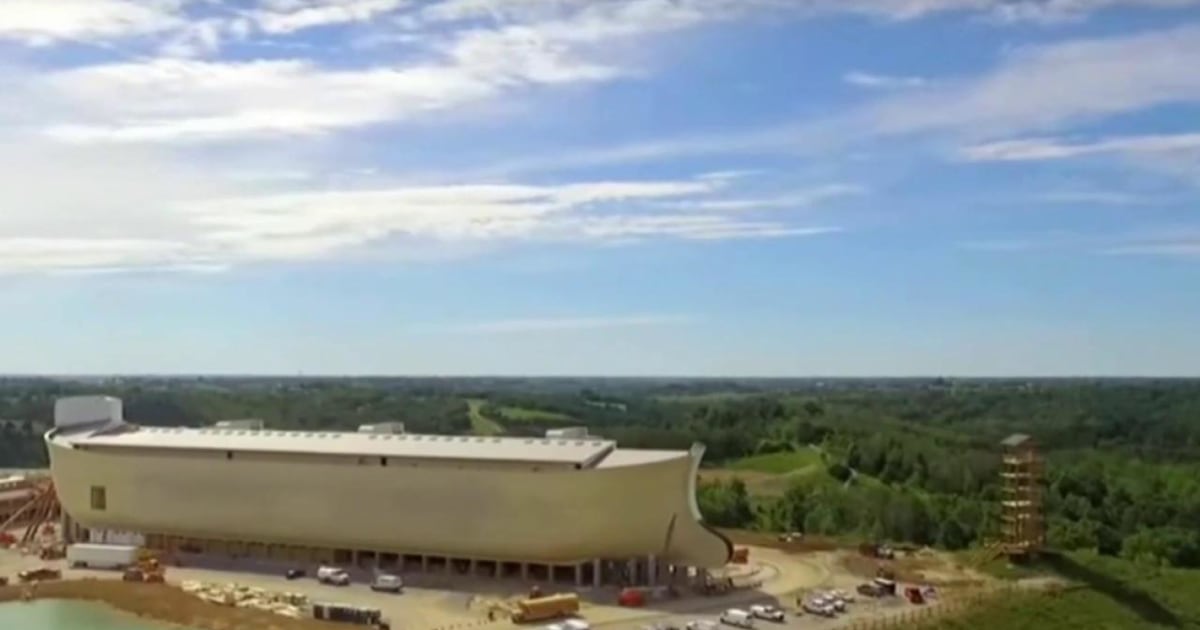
(924, 552), (1200, 629)
(495, 406), (575, 423)
(727, 448), (825, 474)
(466, 399), (504, 436)
(698, 447), (832, 496)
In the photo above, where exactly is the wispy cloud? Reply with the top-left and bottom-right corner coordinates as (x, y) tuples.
(988, 0), (1200, 25)
(696, 169), (762, 181)
(445, 314), (693, 334)
(867, 25), (1200, 137)
(0, 162), (836, 274)
(657, 184), (866, 211)
(1037, 191), (1158, 206)
(961, 226), (1200, 259)
(843, 71), (928, 89)
(251, 0), (409, 34)
(961, 133), (1200, 162)
(470, 24), (1200, 174)
(1101, 227), (1200, 258)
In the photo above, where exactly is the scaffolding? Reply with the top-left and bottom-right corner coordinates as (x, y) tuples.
(0, 479), (62, 551)
(999, 433), (1045, 558)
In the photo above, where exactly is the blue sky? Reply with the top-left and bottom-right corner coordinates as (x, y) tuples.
(1, 0), (1199, 376)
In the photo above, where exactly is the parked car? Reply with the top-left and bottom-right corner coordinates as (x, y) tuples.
(285, 568), (306, 580)
(803, 599), (835, 618)
(317, 566), (350, 586)
(371, 573), (404, 593)
(719, 609), (755, 629)
(685, 620), (717, 630)
(748, 605), (785, 622)
(831, 589), (855, 603)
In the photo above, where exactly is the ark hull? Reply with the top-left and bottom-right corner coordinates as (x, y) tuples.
(46, 433), (731, 569)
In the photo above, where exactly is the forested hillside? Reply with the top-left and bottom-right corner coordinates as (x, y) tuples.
(2, 377), (1198, 569)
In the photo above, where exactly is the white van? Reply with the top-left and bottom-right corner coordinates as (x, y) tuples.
(719, 609), (754, 629)
(317, 566), (350, 586)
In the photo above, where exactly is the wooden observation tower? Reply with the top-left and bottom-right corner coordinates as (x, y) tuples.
(999, 433), (1045, 559)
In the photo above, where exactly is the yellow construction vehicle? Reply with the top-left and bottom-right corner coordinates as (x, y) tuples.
(511, 593), (580, 623)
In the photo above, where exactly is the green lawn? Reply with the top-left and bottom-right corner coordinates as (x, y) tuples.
(728, 448), (825, 474)
(495, 406), (575, 423)
(467, 399), (504, 436)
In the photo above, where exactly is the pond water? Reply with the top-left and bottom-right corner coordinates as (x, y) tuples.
(0, 600), (182, 630)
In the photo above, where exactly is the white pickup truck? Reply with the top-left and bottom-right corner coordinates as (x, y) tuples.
(317, 566), (351, 586)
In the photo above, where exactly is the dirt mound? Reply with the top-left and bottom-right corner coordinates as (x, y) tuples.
(839, 550), (989, 587)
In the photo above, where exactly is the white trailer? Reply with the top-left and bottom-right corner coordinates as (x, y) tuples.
(67, 543), (139, 570)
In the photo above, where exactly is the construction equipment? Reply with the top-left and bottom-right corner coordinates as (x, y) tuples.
(121, 553), (166, 583)
(859, 543), (895, 559)
(0, 480), (61, 549)
(39, 543), (65, 560)
(697, 575), (734, 596)
(856, 582), (884, 598)
(511, 592), (580, 623)
(18, 567), (61, 583)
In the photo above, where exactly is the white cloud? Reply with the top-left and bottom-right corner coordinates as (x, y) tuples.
(495, 24), (1200, 171)
(988, 0), (1200, 24)
(0, 0), (181, 44)
(962, 227), (1200, 259)
(0, 237), (194, 272)
(252, 0), (410, 34)
(659, 184), (866, 211)
(38, 58), (508, 143)
(158, 19), (226, 58)
(179, 178), (831, 261)
(19, 3), (1200, 148)
(961, 133), (1200, 161)
(696, 170), (762, 181)
(558, 215), (839, 242)
(843, 71), (928, 89)
(1037, 191), (1156, 205)
(35, 18), (627, 144)
(1106, 241), (1200, 257)
(868, 25), (1200, 137)
(1101, 227), (1200, 258)
(446, 314), (693, 334)
(0, 151), (836, 274)
(421, 0), (1197, 26)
